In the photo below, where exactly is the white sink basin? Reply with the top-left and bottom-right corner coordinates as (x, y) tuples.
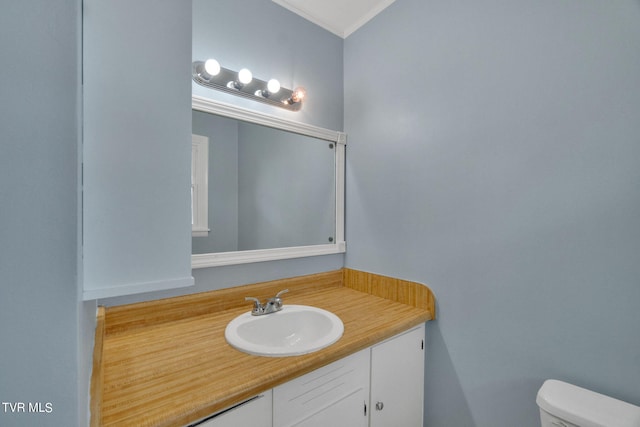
(225, 305), (344, 357)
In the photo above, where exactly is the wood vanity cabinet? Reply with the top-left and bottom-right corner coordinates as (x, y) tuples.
(193, 324), (425, 427)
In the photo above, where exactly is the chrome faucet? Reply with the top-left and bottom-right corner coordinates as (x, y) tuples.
(245, 289), (289, 316)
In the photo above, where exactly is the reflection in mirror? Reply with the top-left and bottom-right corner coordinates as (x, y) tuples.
(192, 111), (335, 254)
(191, 96), (345, 268)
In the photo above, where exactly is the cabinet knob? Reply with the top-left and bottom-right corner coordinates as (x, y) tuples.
(375, 401), (384, 411)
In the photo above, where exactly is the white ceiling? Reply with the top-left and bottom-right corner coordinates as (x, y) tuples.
(272, 0), (397, 38)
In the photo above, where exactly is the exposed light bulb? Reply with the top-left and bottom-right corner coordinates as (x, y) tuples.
(267, 79), (281, 94)
(238, 68), (253, 85)
(204, 59), (220, 76)
(291, 86), (307, 103)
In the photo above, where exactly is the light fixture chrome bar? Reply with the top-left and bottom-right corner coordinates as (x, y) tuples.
(192, 61), (303, 112)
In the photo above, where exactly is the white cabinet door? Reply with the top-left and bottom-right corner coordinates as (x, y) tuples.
(195, 391), (272, 427)
(273, 349), (369, 427)
(370, 324), (425, 427)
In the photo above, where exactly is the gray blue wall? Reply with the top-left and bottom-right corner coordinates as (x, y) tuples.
(345, 0), (640, 425)
(0, 1), (93, 426)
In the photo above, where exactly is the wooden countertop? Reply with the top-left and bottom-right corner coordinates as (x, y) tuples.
(92, 269), (435, 427)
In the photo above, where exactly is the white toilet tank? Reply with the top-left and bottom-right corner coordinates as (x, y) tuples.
(536, 379), (640, 427)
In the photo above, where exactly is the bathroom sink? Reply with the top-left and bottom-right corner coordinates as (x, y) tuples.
(224, 305), (344, 357)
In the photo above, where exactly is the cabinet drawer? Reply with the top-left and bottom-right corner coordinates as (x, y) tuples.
(273, 349), (369, 427)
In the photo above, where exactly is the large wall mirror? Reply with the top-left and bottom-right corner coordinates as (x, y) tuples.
(191, 95), (346, 268)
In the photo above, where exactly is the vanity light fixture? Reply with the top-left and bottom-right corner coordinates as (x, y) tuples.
(193, 59), (306, 111)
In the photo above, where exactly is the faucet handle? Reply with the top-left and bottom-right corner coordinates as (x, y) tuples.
(275, 289), (289, 298)
(266, 289), (289, 312)
(245, 297), (264, 314)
